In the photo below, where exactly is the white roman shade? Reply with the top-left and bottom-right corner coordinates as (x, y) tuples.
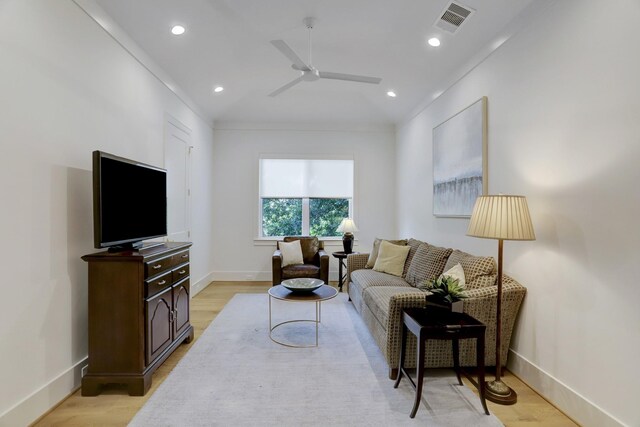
(259, 159), (354, 198)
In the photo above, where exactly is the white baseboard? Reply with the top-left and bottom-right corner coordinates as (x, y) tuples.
(507, 349), (626, 427)
(191, 271), (215, 297)
(212, 271), (341, 282)
(0, 358), (87, 427)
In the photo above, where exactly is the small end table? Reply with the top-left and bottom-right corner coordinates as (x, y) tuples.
(331, 251), (358, 293)
(394, 306), (489, 418)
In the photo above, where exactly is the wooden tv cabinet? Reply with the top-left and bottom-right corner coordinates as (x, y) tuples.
(81, 242), (193, 396)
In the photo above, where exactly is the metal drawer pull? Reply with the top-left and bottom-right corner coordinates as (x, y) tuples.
(157, 280), (166, 286)
(153, 264), (162, 270)
(178, 270), (186, 275)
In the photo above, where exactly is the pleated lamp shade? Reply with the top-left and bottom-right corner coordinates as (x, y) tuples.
(467, 195), (535, 241)
(336, 218), (359, 233)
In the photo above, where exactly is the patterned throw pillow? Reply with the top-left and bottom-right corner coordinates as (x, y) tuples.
(405, 243), (453, 287)
(403, 238), (427, 277)
(443, 250), (497, 289)
(372, 241), (412, 277)
(365, 238), (408, 268)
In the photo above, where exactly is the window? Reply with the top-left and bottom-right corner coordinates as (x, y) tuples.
(259, 158), (354, 238)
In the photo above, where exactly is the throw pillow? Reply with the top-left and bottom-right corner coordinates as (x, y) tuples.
(365, 238), (408, 268)
(279, 240), (304, 267)
(443, 250), (497, 289)
(403, 238), (428, 277)
(373, 240), (411, 277)
(440, 263), (466, 288)
(405, 244), (453, 287)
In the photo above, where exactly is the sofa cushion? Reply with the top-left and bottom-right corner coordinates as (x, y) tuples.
(351, 269), (411, 291)
(403, 238), (427, 277)
(373, 241), (411, 277)
(362, 286), (425, 330)
(444, 250), (497, 289)
(405, 243), (453, 287)
(365, 238), (408, 268)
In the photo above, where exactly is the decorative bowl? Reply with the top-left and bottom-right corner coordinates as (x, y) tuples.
(281, 278), (324, 293)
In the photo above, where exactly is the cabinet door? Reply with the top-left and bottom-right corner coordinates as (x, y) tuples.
(173, 278), (190, 337)
(145, 287), (173, 365)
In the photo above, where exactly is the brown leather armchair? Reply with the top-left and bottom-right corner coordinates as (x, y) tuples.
(272, 236), (329, 286)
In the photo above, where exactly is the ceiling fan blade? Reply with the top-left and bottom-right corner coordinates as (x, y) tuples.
(270, 40), (309, 70)
(268, 76), (304, 97)
(319, 71), (382, 84)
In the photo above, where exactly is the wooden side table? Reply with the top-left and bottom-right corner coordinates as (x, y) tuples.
(331, 251), (358, 292)
(394, 306), (489, 418)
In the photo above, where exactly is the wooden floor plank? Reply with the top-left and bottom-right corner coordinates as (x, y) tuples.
(34, 281), (576, 426)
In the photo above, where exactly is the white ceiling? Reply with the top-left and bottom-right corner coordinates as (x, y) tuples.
(91, 0), (535, 126)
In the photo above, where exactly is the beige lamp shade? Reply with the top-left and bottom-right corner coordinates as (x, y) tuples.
(336, 218), (359, 233)
(467, 195), (535, 241)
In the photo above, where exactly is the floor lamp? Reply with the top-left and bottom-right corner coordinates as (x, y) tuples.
(467, 195), (535, 405)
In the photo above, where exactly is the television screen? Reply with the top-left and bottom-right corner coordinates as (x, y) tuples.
(93, 151), (167, 250)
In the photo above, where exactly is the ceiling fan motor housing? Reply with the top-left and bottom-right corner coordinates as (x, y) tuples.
(301, 68), (320, 81)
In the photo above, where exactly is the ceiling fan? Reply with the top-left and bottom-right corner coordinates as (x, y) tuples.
(269, 17), (382, 97)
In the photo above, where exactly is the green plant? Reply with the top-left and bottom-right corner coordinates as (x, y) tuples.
(419, 275), (468, 303)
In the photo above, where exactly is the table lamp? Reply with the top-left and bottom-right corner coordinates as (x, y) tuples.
(467, 195), (535, 405)
(336, 218), (358, 254)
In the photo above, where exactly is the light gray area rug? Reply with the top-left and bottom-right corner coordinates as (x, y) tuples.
(130, 293), (502, 427)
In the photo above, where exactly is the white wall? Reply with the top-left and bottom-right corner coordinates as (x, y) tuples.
(211, 123), (397, 281)
(0, 1), (215, 425)
(396, 1), (640, 426)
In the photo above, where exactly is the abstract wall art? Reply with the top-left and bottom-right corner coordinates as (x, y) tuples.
(433, 97), (487, 217)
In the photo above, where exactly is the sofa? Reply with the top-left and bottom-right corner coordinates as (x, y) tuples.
(347, 238), (526, 379)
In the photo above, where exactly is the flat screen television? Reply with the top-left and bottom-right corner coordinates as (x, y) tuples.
(93, 150), (167, 251)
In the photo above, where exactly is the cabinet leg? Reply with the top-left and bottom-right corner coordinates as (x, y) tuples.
(128, 374), (152, 396)
(81, 377), (102, 397)
(184, 326), (195, 344)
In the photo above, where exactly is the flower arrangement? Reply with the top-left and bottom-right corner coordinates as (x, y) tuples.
(419, 275), (468, 304)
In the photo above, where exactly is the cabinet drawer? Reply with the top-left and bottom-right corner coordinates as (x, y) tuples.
(145, 256), (172, 277)
(172, 250), (190, 265)
(145, 270), (173, 298)
(172, 263), (190, 282)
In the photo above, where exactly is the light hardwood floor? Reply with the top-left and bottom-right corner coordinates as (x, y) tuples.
(35, 281), (577, 426)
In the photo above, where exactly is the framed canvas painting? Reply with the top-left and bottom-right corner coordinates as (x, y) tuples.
(433, 97), (487, 217)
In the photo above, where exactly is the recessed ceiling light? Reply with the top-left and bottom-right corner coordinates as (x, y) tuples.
(428, 37), (441, 47)
(386, 91), (397, 98)
(171, 25), (185, 35)
(213, 86), (224, 93)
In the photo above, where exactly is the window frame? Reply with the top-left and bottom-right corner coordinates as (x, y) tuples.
(258, 196), (353, 240)
(256, 155), (356, 242)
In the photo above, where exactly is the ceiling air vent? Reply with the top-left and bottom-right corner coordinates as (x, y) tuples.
(435, 1), (475, 34)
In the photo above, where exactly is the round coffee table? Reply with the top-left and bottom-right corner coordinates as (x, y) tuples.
(268, 284), (338, 348)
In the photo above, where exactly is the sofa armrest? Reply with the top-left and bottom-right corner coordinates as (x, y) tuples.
(461, 275), (527, 366)
(272, 249), (283, 286)
(385, 291), (428, 363)
(346, 252), (369, 284)
(318, 249), (329, 284)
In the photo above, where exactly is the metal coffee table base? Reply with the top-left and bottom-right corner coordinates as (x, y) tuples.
(268, 298), (322, 348)
(267, 284), (338, 348)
